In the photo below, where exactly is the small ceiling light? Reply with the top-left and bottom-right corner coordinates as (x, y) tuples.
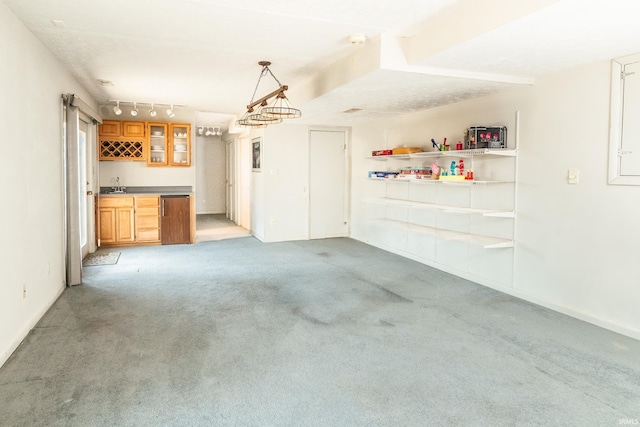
(349, 33), (367, 44)
(149, 103), (157, 117)
(113, 101), (122, 116)
(130, 102), (138, 116)
(236, 61), (301, 128)
(167, 105), (175, 118)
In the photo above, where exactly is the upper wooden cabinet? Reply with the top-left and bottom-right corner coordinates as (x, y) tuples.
(147, 123), (191, 167)
(147, 123), (169, 167)
(99, 120), (190, 167)
(169, 124), (191, 167)
(99, 120), (121, 137)
(123, 121), (145, 137)
(99, 120), (146, 161)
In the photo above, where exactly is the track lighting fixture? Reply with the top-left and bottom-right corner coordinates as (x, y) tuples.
(109, 101), (181, 118)
(236, 61), (301, 128)
(197, 126), (222, 137)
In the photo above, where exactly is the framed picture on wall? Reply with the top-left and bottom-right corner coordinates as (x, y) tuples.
(252, 137), (261, 171)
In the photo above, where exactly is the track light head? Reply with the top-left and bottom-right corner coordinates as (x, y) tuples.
(130, 102), (138, 116)
(113, 101), (122, 115)
(149, 103), (157, 117)
(167, 105), (175, 118)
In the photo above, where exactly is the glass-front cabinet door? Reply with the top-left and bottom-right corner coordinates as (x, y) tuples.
(147, 123), (168, 166)
(169, 124), (191, 166)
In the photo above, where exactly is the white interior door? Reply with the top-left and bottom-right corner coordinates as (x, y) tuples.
(309, 129), (349, 239)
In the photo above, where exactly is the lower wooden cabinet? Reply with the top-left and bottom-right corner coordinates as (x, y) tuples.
(99, 197), (135, 245)
(98, 194), (191, 247)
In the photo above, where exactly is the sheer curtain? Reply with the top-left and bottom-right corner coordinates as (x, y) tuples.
(62, 94), (101, 286)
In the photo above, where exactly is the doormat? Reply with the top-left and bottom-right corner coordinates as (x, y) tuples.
(83, 252), (120, 266)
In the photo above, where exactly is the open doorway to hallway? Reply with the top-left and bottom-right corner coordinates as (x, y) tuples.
(195, 214), (250, 243)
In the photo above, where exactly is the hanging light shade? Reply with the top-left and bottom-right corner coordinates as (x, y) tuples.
(247, 101), (283, 125)
(236, 108), (267, 128)
(236, 61), (301, 128)
(262, 91), (301, 119)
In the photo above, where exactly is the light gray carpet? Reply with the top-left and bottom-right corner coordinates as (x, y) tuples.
(1, 237), (639, 426)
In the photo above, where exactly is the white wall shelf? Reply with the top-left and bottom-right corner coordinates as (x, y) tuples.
(367, 218), (514, 249)
(362, 124), (519, 287)
(367, 178), (513, 186)
(363, 196), (515, 218)
(366, 148), (517, 161)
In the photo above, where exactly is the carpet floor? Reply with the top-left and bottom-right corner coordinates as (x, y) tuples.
(1, 237), (639, 426)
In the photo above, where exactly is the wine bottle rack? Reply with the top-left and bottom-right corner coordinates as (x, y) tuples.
(99, 139), (145, 161)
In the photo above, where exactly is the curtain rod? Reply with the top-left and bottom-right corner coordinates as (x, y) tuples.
(61, 94), (102, 124)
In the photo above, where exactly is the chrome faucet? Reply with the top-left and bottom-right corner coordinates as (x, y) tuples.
(112, 176), (125, 193)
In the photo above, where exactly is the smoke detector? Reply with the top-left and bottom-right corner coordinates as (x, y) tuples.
(349, 34), (367, 45)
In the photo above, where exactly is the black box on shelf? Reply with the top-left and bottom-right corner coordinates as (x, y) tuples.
(465, 126), (507, 149)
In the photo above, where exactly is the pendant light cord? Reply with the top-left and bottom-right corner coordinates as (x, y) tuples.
(249, 65), (283, 104)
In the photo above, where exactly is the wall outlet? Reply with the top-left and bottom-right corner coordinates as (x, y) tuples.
(22, 283), (27, 299)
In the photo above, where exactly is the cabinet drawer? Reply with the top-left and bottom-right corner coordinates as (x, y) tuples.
(136, 196), (160, 208)
(137, 229), (160, 242)
(136, 207), (159, 217)
(137, 215), (159, 228)
(100, 196), (134, 207)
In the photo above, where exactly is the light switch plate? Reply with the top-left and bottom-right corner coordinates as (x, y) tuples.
(568, 168), (580, 184)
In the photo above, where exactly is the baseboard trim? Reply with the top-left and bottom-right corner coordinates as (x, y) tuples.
(0, 282), (66, 368)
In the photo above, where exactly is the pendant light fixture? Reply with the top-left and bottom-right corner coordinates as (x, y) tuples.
(236, 61), (301, 128)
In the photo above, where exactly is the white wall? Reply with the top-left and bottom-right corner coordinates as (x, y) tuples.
(351, 60), (640, 339)
(0, 4), (97, 366)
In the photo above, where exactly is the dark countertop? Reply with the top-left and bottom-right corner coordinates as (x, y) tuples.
(99, 186), (193, 196)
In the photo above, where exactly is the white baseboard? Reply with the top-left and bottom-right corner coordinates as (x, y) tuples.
(0, 282), (66, 368)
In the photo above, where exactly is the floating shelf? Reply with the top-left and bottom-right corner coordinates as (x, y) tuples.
(367, 177), (513, 186)
(363, 197), (515, 218)
(367, 219), (514, 249)
(366, 148), (516, 161)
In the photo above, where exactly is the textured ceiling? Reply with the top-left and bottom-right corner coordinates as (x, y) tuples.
(4, 0), (640, 130)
